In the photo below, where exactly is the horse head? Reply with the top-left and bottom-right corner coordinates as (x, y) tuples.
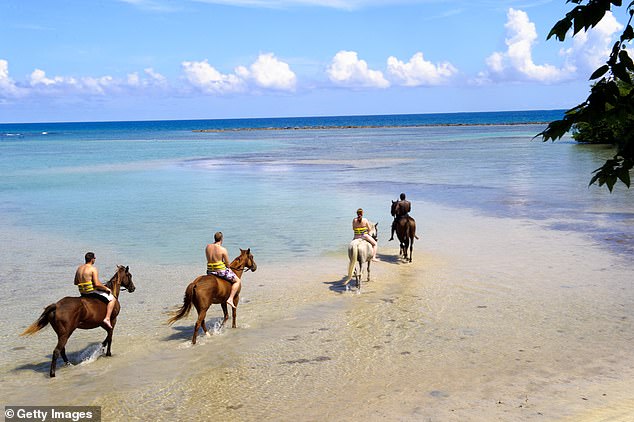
(107, 265), (135, 297)
(369, 221), (379, 242)
(232, 249), (257, 273)
(119, 265), (136, 293)
(391, 200), (399, 217)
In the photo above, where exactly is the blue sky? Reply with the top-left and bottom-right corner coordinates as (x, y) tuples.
(0, 0), (628, 123)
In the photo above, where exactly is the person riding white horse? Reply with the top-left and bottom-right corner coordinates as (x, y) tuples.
(344, 208), (379, 286)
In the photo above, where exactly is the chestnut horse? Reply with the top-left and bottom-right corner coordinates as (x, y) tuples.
(21, 265), (135, 377)
(391, 200), (418, 262)
(167, 249), (257, 345)
(344, 222), (378, 288)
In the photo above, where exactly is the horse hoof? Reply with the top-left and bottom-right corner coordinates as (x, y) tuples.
(63, 362), (73, 367)
(205, 332), (211, 337)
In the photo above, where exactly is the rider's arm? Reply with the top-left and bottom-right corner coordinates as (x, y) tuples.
(222, 249), (230, 266)
(92, 269), (112, 293)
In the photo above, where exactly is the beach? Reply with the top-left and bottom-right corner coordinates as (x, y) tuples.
(1, 117), (633, 421)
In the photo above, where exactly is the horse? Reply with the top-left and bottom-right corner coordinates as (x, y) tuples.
(343, 222), (378, 288)
(166, 249), (257, 345)
(21, 265), (135, 377)
(391, 200), (419, 262)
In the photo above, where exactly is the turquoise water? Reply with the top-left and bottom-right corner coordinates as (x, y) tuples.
(1, 110), (632, 267)
(2, 111), (634, 420)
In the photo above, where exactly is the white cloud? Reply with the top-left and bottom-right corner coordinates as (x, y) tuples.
(479, 8), (574, 84)
(0, 59), (24, 98)
(386, 52), (458, 86)
(182, 53), (296, 94)
(182, 59), (246, 94)
(561, 11), (623, 74)
(327, 50), (390, 88)
(27, 68), (168, 95)
(241, 53), (297, 91)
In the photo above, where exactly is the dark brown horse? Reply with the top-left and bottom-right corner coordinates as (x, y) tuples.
(391, 200), (419, 262)
(21, 265), (135, 377)
(167, 249), (257, 345)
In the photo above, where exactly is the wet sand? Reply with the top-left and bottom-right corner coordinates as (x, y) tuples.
(2, 204), (634, 421)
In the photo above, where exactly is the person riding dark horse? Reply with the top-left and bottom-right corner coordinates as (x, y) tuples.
(389, 193), (411, 241)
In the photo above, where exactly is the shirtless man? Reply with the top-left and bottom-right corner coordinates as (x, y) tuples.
(74, 252), (116, 329)
(389, 192), (411, 241)
(206, 232), (241, 309)
(352, 208), (379, 262)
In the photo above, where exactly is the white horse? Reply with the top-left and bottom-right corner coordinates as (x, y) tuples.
(344, 222), (378, 288)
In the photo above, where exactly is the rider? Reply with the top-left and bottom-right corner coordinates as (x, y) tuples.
(206, 232), (242, 309)
(389, 193), (411, 241)
(352, 208), (379, 262)
(74, 252), (116, 329)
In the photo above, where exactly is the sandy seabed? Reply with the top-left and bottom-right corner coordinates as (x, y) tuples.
(1, 204), (633, 421)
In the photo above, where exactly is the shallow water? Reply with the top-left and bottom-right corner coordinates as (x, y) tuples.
(1, 122), (633, 420)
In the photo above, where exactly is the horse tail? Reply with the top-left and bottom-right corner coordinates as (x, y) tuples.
(21, 303), (56, 336)
(346, 242), (359, 283)
(166, 280), (197, 325)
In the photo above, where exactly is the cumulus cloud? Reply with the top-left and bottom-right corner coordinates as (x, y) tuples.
(479, 8), (574, 84)
(327, 50), (390, 88)
(182, 53), (296, 94)
(27, 67), (168, 95)
(386, 52), (458, 86)
(0, 59), (169, 100)
(246, 53), (297, 90)
(0, 60), (24, 98)
(182, 59), (246, 94)
(561, 11), (623, 74)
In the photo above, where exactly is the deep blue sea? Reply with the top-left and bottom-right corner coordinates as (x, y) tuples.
(1, 109), (632, 266)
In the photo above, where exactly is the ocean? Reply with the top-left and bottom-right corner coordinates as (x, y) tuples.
(1, 110), (633, 421)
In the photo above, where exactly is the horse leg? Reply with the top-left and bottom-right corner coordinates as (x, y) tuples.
(102, 320), (116, 356)
(60, 347), (70, 365)
(367, 261), (371, 282)
(231, 294), (239, 328)
(409, 236), (414, 263)
(192, 308), (208, 345)
(402, 240), (407, 261)
(220, 303), (229, 327)
(51, 333), (71, 378)
(201, 319), (210, 337)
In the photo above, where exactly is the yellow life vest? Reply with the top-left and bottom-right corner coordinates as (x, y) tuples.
(77, 281), (94, 294)
(354, 227), (368, 235)
(207, 261), (227, 271)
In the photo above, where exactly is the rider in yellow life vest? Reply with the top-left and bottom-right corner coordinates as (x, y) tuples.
(74, 252), (116, 329)
(352, 208), (379, 262)
(206, 232), (242, 309)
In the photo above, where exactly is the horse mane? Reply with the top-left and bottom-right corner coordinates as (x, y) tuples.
(229, 249), (247, 270)
(105, 267), (120, 289)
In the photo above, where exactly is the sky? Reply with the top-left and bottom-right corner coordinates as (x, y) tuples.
(0, 0), (629, 123)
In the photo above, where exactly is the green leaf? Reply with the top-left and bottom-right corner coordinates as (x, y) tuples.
(590, 64), (610, 79)
(618, 50), (634, 71)
(618, 167), (631, 187)
(612, 62), (632, 83)
(548, 19), (572, 41)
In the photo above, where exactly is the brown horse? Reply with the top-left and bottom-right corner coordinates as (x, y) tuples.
(21, 265), (135, 377)
(167, 249), (257, 345)
(391, 200), (419, 262)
